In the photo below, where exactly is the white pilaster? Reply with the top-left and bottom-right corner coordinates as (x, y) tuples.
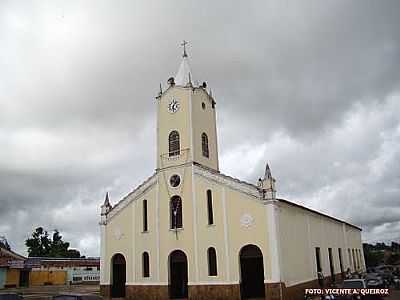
(222, 187), (231, 281)
(191, 166), (199, 281)
(342, 223), (349, 268)
(265, 200), (282, 282)
(100, 223), (108, 284)
(189, 86), (194, 162)
(132, 200), (136, 282)
(156, 175), (160, 281)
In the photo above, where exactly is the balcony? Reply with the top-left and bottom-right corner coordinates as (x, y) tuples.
(160, 148), (190, 163)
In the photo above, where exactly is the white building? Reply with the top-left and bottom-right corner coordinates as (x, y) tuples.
(99, 45), (365, 300)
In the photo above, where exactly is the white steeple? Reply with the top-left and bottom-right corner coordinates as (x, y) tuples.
(100, 192), (112, 225)
(258, 163), (276, 200)
(101, 192), (112, 216)
(175, 40), (193, 86)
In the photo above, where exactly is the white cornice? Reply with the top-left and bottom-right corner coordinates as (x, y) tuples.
(193, 165), (261, 200)
(159, 85), (213, 102)
(106, 174), (157, 222)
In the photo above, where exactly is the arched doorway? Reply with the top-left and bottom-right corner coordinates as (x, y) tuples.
(111, 253), (126, 298)
(239, 245), (265, 299)
(169, 250), (188, 299)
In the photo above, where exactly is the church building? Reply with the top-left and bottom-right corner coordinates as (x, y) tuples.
(99, 44), (365, 300)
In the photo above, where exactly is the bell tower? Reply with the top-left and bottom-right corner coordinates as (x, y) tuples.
(156, 42), (219, 172)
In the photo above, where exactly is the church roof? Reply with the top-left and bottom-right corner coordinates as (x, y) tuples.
(106, 172), (157, 220)
(277, 198), (362, 231)
(175, 55), (193, 86)
(0, 247), (26, 267)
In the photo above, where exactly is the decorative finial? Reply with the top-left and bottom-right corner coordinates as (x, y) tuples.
(104, 192), (110, 206)
(258, 163), (276, 200)
(181, 40), (188, 58)
(101, 192), (112, 219)
(159, 83), (163, 95)
(265, 163), (271, 179)
(167, 77), (175, 86)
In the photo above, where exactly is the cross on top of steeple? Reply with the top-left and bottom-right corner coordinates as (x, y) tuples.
(181, 40), (188, 58)
(175, 40), (193, 86)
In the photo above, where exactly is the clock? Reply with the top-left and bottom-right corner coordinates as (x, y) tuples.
(170, 174), (181, 187)
(168, 99), (180, 113)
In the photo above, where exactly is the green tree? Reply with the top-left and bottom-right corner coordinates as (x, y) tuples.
(25, 227), (51, 257)
(364, 250), (384, 267)
(67, 249), (81, 258)
(391, 242), (400, 252)
(25, 227), (81, 258)
(48, 230), (70, 257)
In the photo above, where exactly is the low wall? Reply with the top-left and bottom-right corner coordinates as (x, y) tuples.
(29, 270), (67, 286)
(5, 269), (20, 288)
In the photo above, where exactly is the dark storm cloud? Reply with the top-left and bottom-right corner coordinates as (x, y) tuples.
(1, 0), (399, 255)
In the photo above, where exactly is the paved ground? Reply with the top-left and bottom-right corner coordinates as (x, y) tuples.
(2, 285), (99, 299)
(1, 285), (399, 299)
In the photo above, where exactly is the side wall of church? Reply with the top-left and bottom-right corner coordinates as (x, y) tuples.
(193, 173), (273, 284)
(277, 201), (365, 289)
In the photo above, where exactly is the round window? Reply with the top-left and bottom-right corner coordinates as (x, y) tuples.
(169, 174), (181, 187)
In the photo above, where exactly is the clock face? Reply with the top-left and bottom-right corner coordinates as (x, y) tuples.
(170, 174), (181, 187)
(168, 99), (180, 113)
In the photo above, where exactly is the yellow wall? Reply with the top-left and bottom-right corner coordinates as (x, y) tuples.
(278, 201), (365, 287)
(191, 88), (219, 171)
(194, 173), (228, 282)
(157, 87), (193, 170)
(102, 164), (274, 286)
(224, 186), (271, 283)
(104, 197), (135, 284)
(6, 269), (20, 287)
(29, 271), (66, 286)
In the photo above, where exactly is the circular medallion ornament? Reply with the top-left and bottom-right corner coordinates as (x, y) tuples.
(170, 174), (181, 187)
(113, 227), (124, 240)
(240, 213), (254, 228)
(168, 98), (180, 113)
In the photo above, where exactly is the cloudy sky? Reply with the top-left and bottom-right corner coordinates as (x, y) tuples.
(1, 1), (399, 257)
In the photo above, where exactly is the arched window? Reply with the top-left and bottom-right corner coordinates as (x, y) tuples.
(142, 252), (150, 277)
(207, 247), (217, 276)
(169, 131), (180, 156)
(202, 133), (209, 158)
(207, 190), (214, 225)
(170, 196), (183, 229)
